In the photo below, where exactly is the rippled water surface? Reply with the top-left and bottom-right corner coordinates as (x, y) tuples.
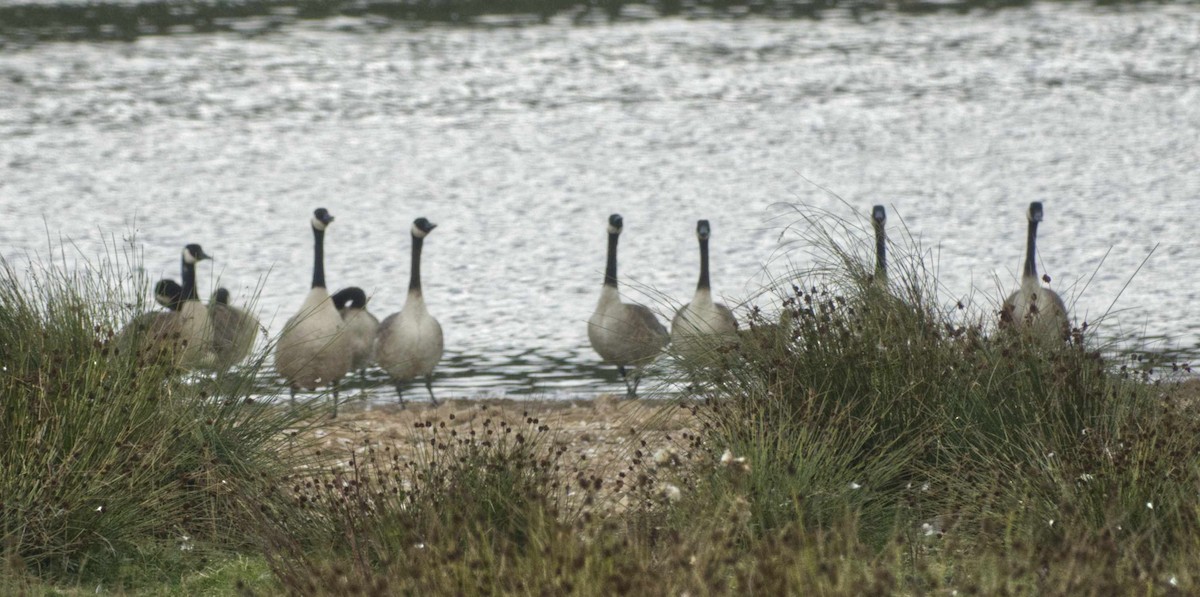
(2, 4), (1198, 399)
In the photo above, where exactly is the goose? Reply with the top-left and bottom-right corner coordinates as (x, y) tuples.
(1000, 201), (1069, 341)
(331, 286), (379, 381)
(671, 219), (738, 359)
(209, 287), (260, 371)
(115, 278), (184, 355)
(588, 213), (669, 398)
(872, 205), (887, 282)
(126, 244), (215, 368)
(275, 208), (353, 415)
(376, 218), (444, 407)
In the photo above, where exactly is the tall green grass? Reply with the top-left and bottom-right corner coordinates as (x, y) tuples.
(0, 242), (310, 588)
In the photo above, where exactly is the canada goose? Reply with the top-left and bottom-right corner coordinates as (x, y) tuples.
(376, 218), (444, 407)
(671, 220), (738, 358)
(331, 286), (379, 381)
(872, 205), (887, 281)
(588, 213), (669, 398)
(275, 208), (353, 415)
(121, 244), (215, 368)
(115, 278), (184, 355)
(163, 243), (217, 369)
(1000, 201), (1069, 341)
(209, 287), (260, 371)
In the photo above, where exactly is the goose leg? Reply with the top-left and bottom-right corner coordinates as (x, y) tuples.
(629, 370), (642, 400)
(618, 365), (636, 399)
(425, 376), (438, 407)
(395, 382), (406, 409)
(332, 381), (339, 419)
(289, 386), (297, 406)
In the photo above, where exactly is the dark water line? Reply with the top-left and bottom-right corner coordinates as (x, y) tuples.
(0, 0), (1182, 45)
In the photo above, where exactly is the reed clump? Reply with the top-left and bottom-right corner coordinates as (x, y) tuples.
(0, 245), (308, 588)
(667, 207), (1200, 592)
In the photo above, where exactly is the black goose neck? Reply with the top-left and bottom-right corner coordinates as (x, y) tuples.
(697, 237), (711, 291)
(1023, 219), (1039, 279)
(312, 227), (326, 289)
(181, 258), (199, 301)
(409, 235), (424, 293)
(604, 232), (619, 288)
(875, 225), (887, 277)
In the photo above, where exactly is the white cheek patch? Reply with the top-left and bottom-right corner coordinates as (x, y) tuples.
(182, 248), (197, 264)
(607, 224), (622, 235)
(311, 216), (328, 231)
(412, 224), (430, 238)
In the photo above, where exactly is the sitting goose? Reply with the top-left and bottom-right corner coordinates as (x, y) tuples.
(115, 278), (184, 356)
(209, 287), (260, 371)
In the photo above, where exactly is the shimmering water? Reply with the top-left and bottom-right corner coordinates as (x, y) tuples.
(1, 3), (1198, 399)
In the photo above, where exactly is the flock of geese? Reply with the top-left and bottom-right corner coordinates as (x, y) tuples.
(118, 202), (1068, 409)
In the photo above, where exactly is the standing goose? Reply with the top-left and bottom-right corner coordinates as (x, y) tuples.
(671, 219), (737, 358)
(872, 205), (887, 282)
(588, 213), (669, 398)
(376, 218), (444, 407)
(1000, 201), (1069, 341)
(331, 286), (379, 382)
(275, 208), (353, 415)
(209, 287), (260, 371)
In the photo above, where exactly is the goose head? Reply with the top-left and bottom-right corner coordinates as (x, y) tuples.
(154, 279), (182, 309)
(1027, 201), (1044, 223)
(696, 219), (711, 240)
(312, 208), (335, 231)
(607, 213), (623, 235)
(214, 287), (230, 305)
(872, 205), (887, 229)
(332, 286), (368, 310)
(182, 244), (211, 264)
(412, 217), (437, 238)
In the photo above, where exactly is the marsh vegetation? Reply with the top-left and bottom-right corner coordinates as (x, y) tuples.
(2, 212), (1197, 595)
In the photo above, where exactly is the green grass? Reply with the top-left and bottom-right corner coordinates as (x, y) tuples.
(0, 241), (311, 593)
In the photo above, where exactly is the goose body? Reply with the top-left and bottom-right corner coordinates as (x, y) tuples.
(332, 286), (379, 379)
(376, 218), (444, 407)
(587, 214), (669, 398)
(671, 220), (737, 357)
(1001, 201), (1069, 342)
(209, 288), (259, 371)
(275, 208), (352, 413)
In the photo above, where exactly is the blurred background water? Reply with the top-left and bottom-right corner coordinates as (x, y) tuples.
(1, 1), (1197, 399)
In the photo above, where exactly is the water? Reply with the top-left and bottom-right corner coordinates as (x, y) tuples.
(2, 3), (1198, 399)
